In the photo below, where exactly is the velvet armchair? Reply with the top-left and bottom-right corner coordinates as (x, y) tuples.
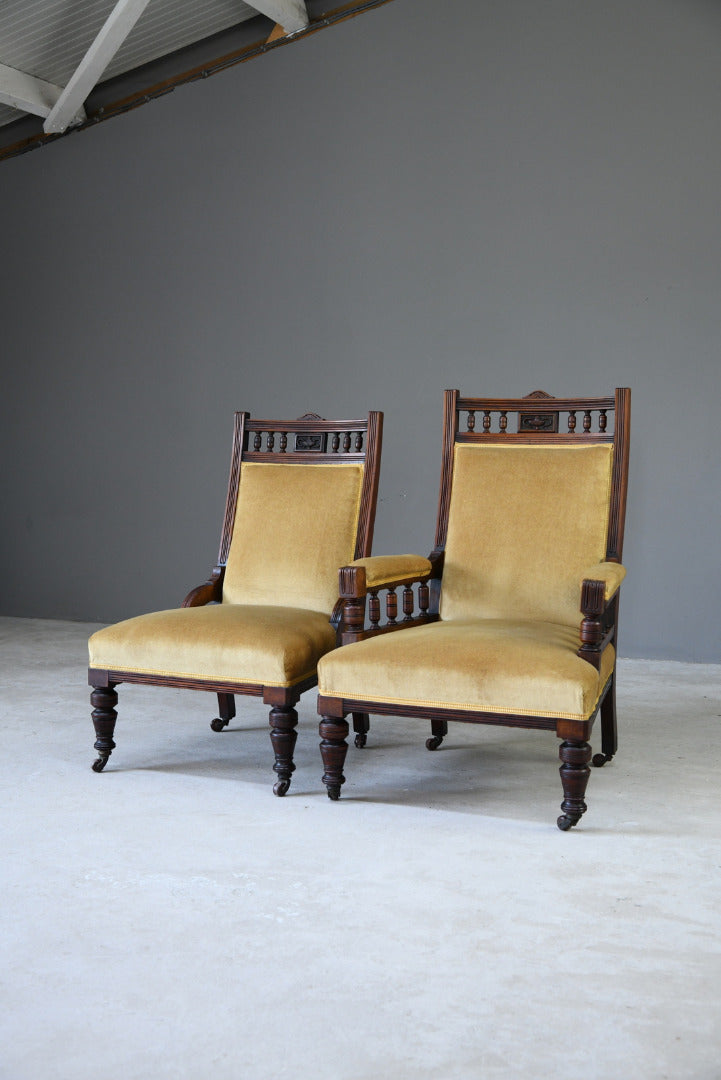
(88, 410), (382, 795)
(317, 389), (630, 829)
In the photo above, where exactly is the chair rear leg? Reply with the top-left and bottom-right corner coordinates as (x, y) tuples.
(593, 676), (617, 767)
(211, 692), (236, 732)
(269, 705), (298, 796)
(426, 718), (447, 751)
(91, 684), (118, 772)
(352, 712), (370, 748)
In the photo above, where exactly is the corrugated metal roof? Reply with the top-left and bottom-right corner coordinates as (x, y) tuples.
(0, 0), (258, 128)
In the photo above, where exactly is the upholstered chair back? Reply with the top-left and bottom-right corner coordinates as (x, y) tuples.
(223, 462), (365, 614)
(440, 443), (614, 627)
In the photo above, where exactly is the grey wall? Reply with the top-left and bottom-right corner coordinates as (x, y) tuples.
(1, 0), (720, 661)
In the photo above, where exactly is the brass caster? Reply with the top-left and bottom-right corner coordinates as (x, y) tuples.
(557, 814), (577, 831)
(210, 717), (229, 732)
(92, 756), (109, 773)
(425, 736), (443, 751)
(273, 779), (291, 797)
(326, 785), (342, 801)
(354, 733), (367, 749)
(592, 752), (612, 767)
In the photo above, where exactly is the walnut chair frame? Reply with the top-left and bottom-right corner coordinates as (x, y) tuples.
(89, 410), (382, 795)
(317, 389), (630, 829)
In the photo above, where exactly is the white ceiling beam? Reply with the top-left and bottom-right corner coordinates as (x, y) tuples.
(43, 0), (153, 135)
(0, 62), (86, 124)
(250, 1), (309, 35)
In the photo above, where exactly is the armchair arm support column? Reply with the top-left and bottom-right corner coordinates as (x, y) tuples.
(577, 561), (626, 669)
(428, 548), (445, 579)
(181, 565), (225, 608)
(578, 578), (606, 670)
(428, 548), (445, 612)
(338, 565), (367, 645)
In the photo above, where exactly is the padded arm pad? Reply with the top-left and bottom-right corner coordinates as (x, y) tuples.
(348, 554), (432, 589)
(580, 561), (626, 603)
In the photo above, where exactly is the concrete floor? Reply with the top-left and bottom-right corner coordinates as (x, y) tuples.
(1, 616), (720, 1080)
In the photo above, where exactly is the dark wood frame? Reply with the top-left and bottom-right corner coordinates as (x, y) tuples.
(89, 410), (383, 795)
(318, 389), (631, 829)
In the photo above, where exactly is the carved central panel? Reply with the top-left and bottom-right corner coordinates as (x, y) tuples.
(518, 412), (558, 432)
(518, 390), (559, 433)
(295, 433), (327, 452)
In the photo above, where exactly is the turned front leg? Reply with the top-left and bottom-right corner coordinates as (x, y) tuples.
(91, 684), (118, 772)
(269, 706), (298, 797)
(557, 740), (592, 830)
(319, 716), (349, 800)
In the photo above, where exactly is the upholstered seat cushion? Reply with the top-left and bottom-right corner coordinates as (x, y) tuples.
(89, 604), (337, 688)
(318, 619), (615, 721)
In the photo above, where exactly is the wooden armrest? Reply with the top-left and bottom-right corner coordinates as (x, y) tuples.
(335, 554), (438, 644)
(181, 566), (224, 607)
(344, 554), (432, 594)
(580, 561), (626, 613)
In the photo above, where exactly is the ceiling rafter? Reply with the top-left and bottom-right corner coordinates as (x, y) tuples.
(0, 0), (397, 164)
(43, 0), (154, 134)
(0, 62), (86, 124)
(250, 1), (309, 35)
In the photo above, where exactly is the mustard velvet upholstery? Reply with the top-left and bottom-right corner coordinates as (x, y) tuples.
(89, 605), (337, 688)
(580, 560), (626, 601)
(318, 618), (615, 721)
(440, 443), (614, 627)
(349, 553), (432, 587)
(223, 462), (364, 614)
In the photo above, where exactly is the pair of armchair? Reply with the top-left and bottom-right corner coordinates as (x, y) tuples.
(89, 389), (630, 829)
